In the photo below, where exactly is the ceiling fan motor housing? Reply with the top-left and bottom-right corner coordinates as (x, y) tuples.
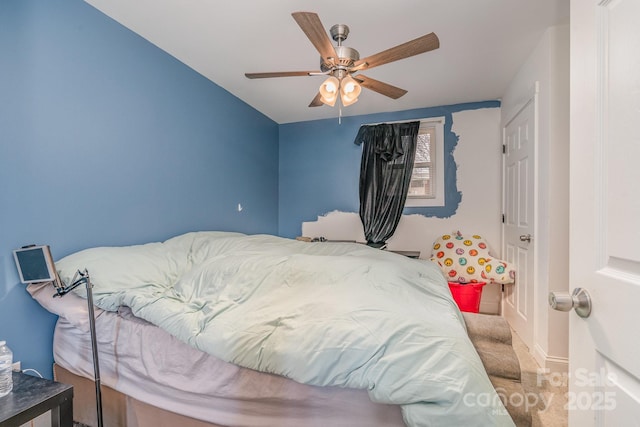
(319, 23), (360, 73)
(330, 24), (349, 42)
(320, 45), (360, 71)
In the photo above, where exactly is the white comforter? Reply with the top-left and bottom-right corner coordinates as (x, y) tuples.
(55, 231), (513, 426)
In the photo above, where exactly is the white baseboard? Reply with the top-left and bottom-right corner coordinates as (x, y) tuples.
(533, 343), (568, 374)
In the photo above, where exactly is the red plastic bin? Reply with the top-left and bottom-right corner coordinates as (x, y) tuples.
(448, 282), (486, 313)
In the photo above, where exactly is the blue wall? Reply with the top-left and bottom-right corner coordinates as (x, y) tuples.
(0, 0), (279, 378)
(278, 101), (500, 239)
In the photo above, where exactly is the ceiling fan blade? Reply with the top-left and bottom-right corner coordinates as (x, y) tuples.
(309, 93), (324, 107)
(354, 32), (439, 70)
(354, 74), (408, 99)
(245, 71), (320, 79)
(292, 12), (338, 62)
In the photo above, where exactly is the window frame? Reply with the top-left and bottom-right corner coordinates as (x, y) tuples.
(405, 117), (445, 207)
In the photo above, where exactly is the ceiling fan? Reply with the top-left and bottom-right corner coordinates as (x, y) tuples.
(245, 12), (440, 108)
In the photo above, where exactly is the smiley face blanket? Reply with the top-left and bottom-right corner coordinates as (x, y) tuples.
(430, 232), (516, 284)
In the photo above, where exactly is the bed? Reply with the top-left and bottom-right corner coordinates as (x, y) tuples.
(28, 231), (515, 426)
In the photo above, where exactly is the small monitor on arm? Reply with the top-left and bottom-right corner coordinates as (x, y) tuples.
(13, 244), (64, 291)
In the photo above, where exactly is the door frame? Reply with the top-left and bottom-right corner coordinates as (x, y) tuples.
(501, 82), (539, 352)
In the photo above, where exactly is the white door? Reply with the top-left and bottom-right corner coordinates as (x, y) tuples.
(502, 91), (536, 349)
(568, 0), (640, 425)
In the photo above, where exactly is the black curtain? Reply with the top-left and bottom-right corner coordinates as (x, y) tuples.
(354, 121), (420, 247)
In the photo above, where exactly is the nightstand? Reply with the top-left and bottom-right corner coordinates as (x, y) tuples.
(0, 371), (73, 427)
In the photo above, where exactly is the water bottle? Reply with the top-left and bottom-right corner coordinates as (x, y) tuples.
(0, 340), (13, 397)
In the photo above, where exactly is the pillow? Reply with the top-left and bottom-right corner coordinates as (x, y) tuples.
(27, 282), (104, 333)
(54, 231), (247, 311)
(430, 232), (516, 285)
(54, 242), (180, 308)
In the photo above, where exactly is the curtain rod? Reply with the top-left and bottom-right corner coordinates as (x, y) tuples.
(361, 116), (445, 126)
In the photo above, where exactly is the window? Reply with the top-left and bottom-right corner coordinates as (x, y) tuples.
(405, 117), (445, 207)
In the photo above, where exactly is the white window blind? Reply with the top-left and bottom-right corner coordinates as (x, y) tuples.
(405, 117), (445, 207)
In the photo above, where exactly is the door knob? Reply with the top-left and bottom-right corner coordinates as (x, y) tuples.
(519, 234), (532, 242)
(549, 288), (592, 318)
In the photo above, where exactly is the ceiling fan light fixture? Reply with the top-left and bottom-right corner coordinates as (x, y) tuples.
(321, 94), (337, 107)
(341, 75), (360, 96)
(319, 76), (339, 106)
(341, 93), (359, 107)
(340, 75), (361, 106)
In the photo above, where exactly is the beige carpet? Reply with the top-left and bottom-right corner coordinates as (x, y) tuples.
(510, 329), (568, 427)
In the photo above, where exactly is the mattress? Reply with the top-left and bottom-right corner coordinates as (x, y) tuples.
(49, 295), (404, 426)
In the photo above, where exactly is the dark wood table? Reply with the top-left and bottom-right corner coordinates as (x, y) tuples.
(0, 372), (73, 427)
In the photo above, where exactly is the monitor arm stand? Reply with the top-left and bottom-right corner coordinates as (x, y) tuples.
(54, 269), (103, 427)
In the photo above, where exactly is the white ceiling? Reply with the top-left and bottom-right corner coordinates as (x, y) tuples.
(84, 0), (569, 124)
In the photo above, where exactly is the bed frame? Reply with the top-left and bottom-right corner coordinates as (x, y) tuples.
(55, 364), (224, 427)
(53, 364), (406, 427)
